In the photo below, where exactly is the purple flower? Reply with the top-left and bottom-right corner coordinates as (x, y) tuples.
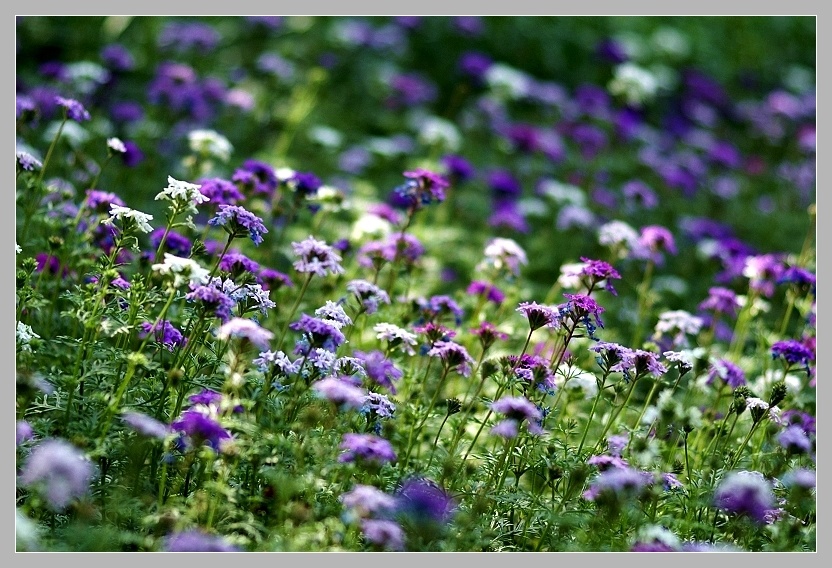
(633, 225), (677, 262)
(209, 205), (268, 246)
(698, 286), (741, 318)
(589, 341), (633, 372)
(771, 339), (814, 368)
(288, 171), (322, 197)
(778, 266), (816, 295)
(291, 236), (345, 277)
(19, 439), (95, 511)
(427, 341), (475, 377)
(198, 177), (243, 207)
(516, 301), (560, 331)
(417, 295), (464, 326)
(16, 151), (42, 171)
(612, 349), (667, 380)
(163, 529), (240, 552)
(441, 154), (475, 182)
(588, 454), (629, 471)
(389, 73), (437, 107)
(470, 321), (509, 351)
(743, 254), (785, 297)
(346, 279), (390, 314)
(487, 169), (523, 199)
(341, 484), (398, 519)
(313, 377), (367, 410)
(622, 180), (658, 209)
(491, 396), (543, 425)
(121, 411), (169, 439)
(596, 38), (628, 63)
(258, 267), (294, 291)
(139, 320), (186, 351)
(713, 470), (776, 524)
(149, 228), (192, 257)
(158, 21), (221, 54)
(171, 410), (232, 452)
(218, 251), (260, 277)
(360, 519), (404, 551)
(338, 433), (397, 465)
(186, 284), (235, 322)
(395, 478), (456, 525)
(361, 392), (397, 420)
(290, 314), (346, 352)
(573, 257), (622, 295)
(467, 280), (505, 305)
(707, 359), (746, 389)
(458, 50), (492, 81)
(395, 168), (450, 209)
(506, 354), (556, 394)
(55, 96), (91, 122)
(231, 159), (278, 197)
(253, 350), (299, 376)
(216, 317), (274, 350)
(777, 425), (813, 455)
(16, 421), (35, 445)
(582, 466), (654, 502)
(560, 294), (605, 338)
(101, 43), (134, 72)
(355, 350), (402, 393)
(781, 468), (816, 489)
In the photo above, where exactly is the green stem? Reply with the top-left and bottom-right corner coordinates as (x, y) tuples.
(576, 372), (609, 455)
(276, 273), (313, 351)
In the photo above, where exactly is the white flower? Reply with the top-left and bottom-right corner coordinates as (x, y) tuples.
(557, 262), (589, 289)
(275, 167), (296, 182)
(745, 397), (769, 411)
(482, 237), (528, 276)
(537, 179), (586, 206)
(308, 125), (344, 148)
(485, 63), (532, 100)
(374, 323), (418, 355)
(16, 322), (40, 351)
(653, 310), (704, 337)
(187, 129), (233, 162)
(598, 220), (640, 255)
(107, 137), (126, 154)
(415, 115), (461, 151)
(155, 176), (209, 209)
(102, 204), (154, 234)
(608, 62), (660, 106)
(557, 368), (598, 399)
(151, 253), (209, 287)
(351, 213), (393, 241)
(16, 243), (22, 254)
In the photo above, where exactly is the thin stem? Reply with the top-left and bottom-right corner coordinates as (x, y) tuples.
(276, 273), (313, 351)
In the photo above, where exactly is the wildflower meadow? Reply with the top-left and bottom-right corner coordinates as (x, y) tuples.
(14, 16), (816, 552)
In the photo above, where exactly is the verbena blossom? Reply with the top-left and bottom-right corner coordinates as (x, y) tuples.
(185, 283), (235, 322)
(571, 257), (622, 295)
(777, 265), (816, 295)
(292, 236), (345, 276)
(633, 225), (677, 263)
(197, 177), (244, 207)
(395, 478), (456, 525)
(777, 424), (813, 455)
(313, 377), (367, 410)
(232, 159), (278, 197)
(361, 392), (397, 421)
(209, 205), (268, 246)
(393, 169), (450, 209)
(149, 228), (192, 257)
(743, 254), (784, 297)
(416, 295), (464, 326)
(354, 350), (402, 393)
(698, 286), (741, 318)
(19, 439), (95, 511)
(338, 433), (397, 465)
(360, 519), (404, 551)
(771, 339), (814, 369)
(490, 395), (544, 437)
(152, 253), (210, 288)
(315, 300), (353, 330)
(187, 129), (232, 162)
(506, 354), (556, 394)
(84, 189), (125, 212)
(482, 237), (528, 276)
(374, 323), (418, 355)
(16, 322), (40, 352)
(216, 317), (274, 350)
(162, 530), (240, 552)
(16, 151), (42, 171)
(559, 293), (605, 338)
(139, 320), (186, 351)
(516, 301), (560, 331)
(713, 470), (776, 524)
(340, 484), (398, 519)
(427, 341), (475, 377)
(471, 321), (509, 351)
(781, 468), (816, 490)
(652, 310), (703, 348)
(171, 410), (232, 453)
(120, 411), (169, 439)
(253, 350), (299, 377)
(55, 96), (90, 121)
(287, 171), (322, 197)
(102, 204), (154, 234)
(155, 175), (209, 213)
(346, 279), (390, 314)
(611, 348), (667, 380)
(582, 466), (654, 502)
(707, 358), (746, 388)
(289, 315), (346, 355)
(466, 280), (505, 305)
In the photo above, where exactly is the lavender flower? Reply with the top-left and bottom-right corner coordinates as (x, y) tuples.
(121, 411), (169, 439)
(346, 279), (391, 314)
(482, 237), (528, 277)
(361, 392), (397, 420)
(290, 314), (346, 352)
(313, 377), (367, 410)
(232, 159), (278, 197)
(19, 439), (95, 511)
(771, 339), (814, 368)
(713, 470), (776, 524)
(139, 320), (185, 351)
(417, 295), (464, 326)
(16, 151), (42, 171)
(162, 529), (240, 552)
(777, 425), (813, 455)
(490, 395), (544, 437)
(374, 323), (418, 355)
(340, 484), (398, 519)
(149, 228), (192, 257)
(16, 421), (35, 445)
(698, 286), (741, 318)
(171, 410), (232, 452)
(427, 341), (475, 377)
(355, 350), (402, 393)
(216, 317), (274, 350)
(209, 205), (268, 246)
(471, 321), (509, 351)
(185, 283), (235, 322)
(516, 301), (560, 331)
(707, 359), (746, 388)
(55, 96), (91, 122)
(291, 236), (345, 276)
(315, 300), (353, 330)
(338, 433), (397, 465)
(253, 350), (299, 376)
(466, 280), (505, 305)
(393, 168), (450, 209)
(198, 177), (244, 207)
(360, 519), (405, 551)
(582, 466), (654, 502)
(395, 477), (456, 525)
(611, 349), (667, 380)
